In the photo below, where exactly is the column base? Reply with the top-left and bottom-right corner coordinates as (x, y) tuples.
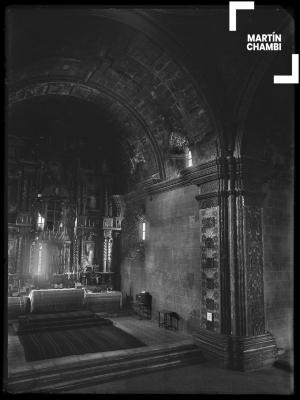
(193, 329), (278, 371)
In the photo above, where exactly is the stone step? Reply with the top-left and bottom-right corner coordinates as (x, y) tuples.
(17, 348), (201, 387)
(8, 345), (204, 393)
(9, 341), (196, 379)
(51, 355), (203, 393)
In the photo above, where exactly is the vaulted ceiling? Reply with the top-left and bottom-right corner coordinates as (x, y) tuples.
(7, 6), (294, 192)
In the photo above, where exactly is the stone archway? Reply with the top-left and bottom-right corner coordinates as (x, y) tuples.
(8, 79), (167, 181)
(7, 7), (224, 179)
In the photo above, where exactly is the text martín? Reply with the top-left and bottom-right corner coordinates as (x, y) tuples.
(247, 33), (282, 51)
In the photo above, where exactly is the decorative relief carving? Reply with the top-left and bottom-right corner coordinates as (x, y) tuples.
(234, 192), (247, 336)
(244, 206), (265, 336)
(169, 131), (189, 154)
(121, 200), (145, 262)
(8, 234), (18, 274)
(199, 206), (221, 332)
(71, 85), (92, 99)
(47, 83), (74, 96)
(199, 180), (219, 195)
(9, 82), (94, 107)
(198, 197), (218, 209)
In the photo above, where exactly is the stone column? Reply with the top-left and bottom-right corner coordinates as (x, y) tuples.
(103, 235), (107, 273)
(62, 242), (67, 273)
(194, 156), (277, 371)
(22, 231), (32, 275)
(16, 234), (23, 274)
(103, 229), (113, 272)
(65, 242), (71, 272)
(72, 236), (79, 276)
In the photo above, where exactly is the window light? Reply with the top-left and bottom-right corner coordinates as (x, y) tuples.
(187, 150), (193, 167)
(37, 213), (45, 230)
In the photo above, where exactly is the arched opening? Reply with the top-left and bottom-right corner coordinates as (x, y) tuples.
(8, 94), (160, 193)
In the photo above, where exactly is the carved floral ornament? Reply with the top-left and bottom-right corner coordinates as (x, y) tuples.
(169, 131), (189, 154)
(244, 206), (265, 336)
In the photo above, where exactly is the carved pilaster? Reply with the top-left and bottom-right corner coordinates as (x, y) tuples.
(244, 205), (265, 336)
(103, 217), (113, 272)
(107, 235), (113, 272)
(16, 235), (23, 274)
(235, 157), (267, 337)
(8, 225), (20, 274)
(194, 156), (277, 370)
(196, 158), (230, 336)
(72, 236), (79, 275)
(103, 229), (113, 272)
(235, 191), (247, 336)
(121, 196), (146, 262)
(22, 232), (32, 275)
(227, 155), (239, 336)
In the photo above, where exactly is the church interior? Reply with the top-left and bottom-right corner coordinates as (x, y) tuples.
(5, 6), (294, 394)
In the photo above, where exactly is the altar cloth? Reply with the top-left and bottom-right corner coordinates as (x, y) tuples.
(29, 288), (85, 312)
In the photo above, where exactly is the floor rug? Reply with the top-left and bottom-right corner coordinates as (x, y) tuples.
(18, 314), (146, 362)
(18, 310), (111, 333)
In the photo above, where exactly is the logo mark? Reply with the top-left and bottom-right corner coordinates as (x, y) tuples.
(274, 54), (299, 84)
(229, 1), (255, 31)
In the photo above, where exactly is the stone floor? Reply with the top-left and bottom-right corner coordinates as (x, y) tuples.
(109, 315), (192, 346)
(7, 314), (294, 394)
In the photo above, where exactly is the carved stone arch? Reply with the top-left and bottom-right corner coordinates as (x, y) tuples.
(8, 7), (224, 174)
(8, 79), (167, 181)
(97, 8), (225, 156)
(14, 7), (223, 156)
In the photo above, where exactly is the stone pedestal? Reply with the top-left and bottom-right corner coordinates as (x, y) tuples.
(193, 329), (277, 371)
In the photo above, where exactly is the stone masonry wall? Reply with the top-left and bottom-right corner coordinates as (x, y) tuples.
(120, 184), (202, 331)
(120, 172), (294, 346)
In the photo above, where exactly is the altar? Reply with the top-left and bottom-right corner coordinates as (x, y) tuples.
(29, 288), (85, 313)
(84, 290), (122, 313)
(24, 288), (122, 315)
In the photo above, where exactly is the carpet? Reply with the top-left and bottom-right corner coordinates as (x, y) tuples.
(18, 310), (111, 333)
(18, 312), (146, 362)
